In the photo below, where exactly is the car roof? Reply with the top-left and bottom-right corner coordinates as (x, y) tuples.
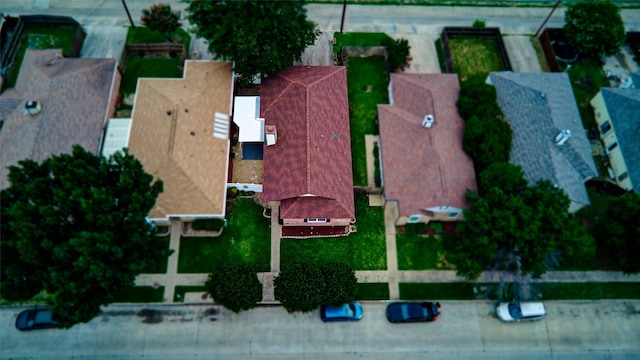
(325, 304), (351, 317)
(519, 302), (546, 317)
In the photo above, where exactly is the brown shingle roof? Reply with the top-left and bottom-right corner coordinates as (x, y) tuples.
(127, 61), (234, 220)
(261, 66), (354, 220)
(0, 49), (117, 189)
(378, 73), (477, 217)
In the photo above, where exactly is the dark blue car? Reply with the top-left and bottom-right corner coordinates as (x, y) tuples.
(15, 308), (57, 331)
(386, 302), (440, 323)
(320, 302), (364, 322)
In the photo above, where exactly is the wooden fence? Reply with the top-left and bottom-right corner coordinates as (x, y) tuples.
(538, 28), (565, 72)
(118, 43), (187, 74)
(0, 15), (84, 82)
(440, 27), (513, 74)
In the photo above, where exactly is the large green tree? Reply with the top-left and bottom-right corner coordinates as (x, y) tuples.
(595, 192), (640, 273)
(183, 0), (320, 86)
(463, 115), (512, 173)
(445, 163), (594, 280)
(1, 146), (166, 328)
(205, 264), (262, 312)
(563, 0), (626, 59)
(274, 262), (357, 313)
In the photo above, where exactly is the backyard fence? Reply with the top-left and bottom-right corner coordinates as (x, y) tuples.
(0, 15), (84, 82)
(538, 28), (565, 72)
(440, 27), (513, 74)
(338, 46), (387, 66)
(118, 43), (187, 74)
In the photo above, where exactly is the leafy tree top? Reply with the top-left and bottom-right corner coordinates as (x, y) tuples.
(183, 0), (320, 86)
(446, 166), (593, 280)
(141, 3), (182, 38)
(1, 146), (166, 328)
(563, 0), (626, 59)
(594, 191), (640, 273)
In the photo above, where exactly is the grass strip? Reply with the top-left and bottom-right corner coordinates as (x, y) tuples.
(113, 286), (165, 303)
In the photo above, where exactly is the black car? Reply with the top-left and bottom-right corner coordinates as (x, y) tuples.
(386, 302), (440, 323)
(15, 308), (57, 331)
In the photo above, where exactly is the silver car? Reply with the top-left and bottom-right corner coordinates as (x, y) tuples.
(496, 302), (546, 322)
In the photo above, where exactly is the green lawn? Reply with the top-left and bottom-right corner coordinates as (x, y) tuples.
(400, 282), (477, 300)
(561, 59), (608, 130)
(126, 27), (191, 49)
(400, 282), (640, 301)
(538, 282), (640, 300)
(191, 219), (225, 231)
(3, 25), (79, 90)
(447, 35), (505, 82)
(356, 283), (389, 300)
(177, 197), (271, 273)
(333, 32), (394, 53)
(139, 237), (171, 273)
(396, 229), (452, 270)
(174, 286), (208, 302)
(346, 56), (389, 186)
(119, 56), (183, 96)
(113, 286), (165, 303)
(280, 195), (387, 270)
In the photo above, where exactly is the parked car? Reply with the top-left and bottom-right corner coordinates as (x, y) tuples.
(496, 302), (546, 322)
(386, 302), (440, 323)
(320, 302), (363, 322)
(15, 307), (57, 331)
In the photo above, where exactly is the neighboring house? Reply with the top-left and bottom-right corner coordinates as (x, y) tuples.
(590, 79), (640, 191)
(490, 71), (598, 213)
(0, 49), (120, 188)
(377, 73), (477, 226)
(103, 61), (234, 222)
(260, 66), (355, 232)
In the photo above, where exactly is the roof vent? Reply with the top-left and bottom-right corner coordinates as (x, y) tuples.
(555, 129), (571, 145)
(265, 124), (277, 146)
(24, 101), (42, 116)
(422, 114), (435, 128)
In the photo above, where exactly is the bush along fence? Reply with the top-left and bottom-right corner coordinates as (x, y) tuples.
(0, 15), (85, 82)
(118, 43), (187, 74)
(440, 27), (513, 74)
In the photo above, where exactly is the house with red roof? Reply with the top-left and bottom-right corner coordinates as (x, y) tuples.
(377, 73), (477, 226)
(260, 66), (355, 237)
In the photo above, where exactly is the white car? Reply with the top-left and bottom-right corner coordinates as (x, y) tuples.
(496, 302), (546, 322)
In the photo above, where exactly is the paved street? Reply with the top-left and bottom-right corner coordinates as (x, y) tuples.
(2, 301), (640, 359)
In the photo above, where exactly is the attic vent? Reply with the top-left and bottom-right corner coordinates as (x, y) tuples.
(24, 101), (42, 116)
(555, 129), (571, 145)
(422, 114), (435, 128)
(333, 132), (339, 140)
(265, 124), (277, 146)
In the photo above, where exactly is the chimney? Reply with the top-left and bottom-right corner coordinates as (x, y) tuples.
(265, 124), (277, 146)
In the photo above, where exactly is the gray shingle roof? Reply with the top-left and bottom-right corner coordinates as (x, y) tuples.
(600, 86), (640, 189)
(490, 72), (597, 210)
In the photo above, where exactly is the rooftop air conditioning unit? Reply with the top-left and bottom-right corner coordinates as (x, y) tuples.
(555, 129), (571, 145)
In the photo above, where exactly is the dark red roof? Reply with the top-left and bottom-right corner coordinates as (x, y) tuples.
(261, 66), (354, 219)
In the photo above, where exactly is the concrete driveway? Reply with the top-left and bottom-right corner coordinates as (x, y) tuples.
(2, 300), (639, 359)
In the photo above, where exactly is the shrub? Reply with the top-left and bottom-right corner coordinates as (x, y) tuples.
(205, 264), (262, 313)
(141, 3), (182, 39)
(382, 37), (411, 72)
(274, 262), (357, 312)
(473, 19), (486, 28)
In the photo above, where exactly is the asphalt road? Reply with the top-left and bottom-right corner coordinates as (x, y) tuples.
(2, 301), (639, 359)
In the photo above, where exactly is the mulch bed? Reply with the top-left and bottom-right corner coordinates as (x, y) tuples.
(281, 225), (350, 238)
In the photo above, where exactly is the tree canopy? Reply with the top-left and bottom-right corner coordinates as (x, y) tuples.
(463, 115), (512, 173)
(445, 163), (594, 280)
(183, 0), (320, 86)
(274, 262), (357, 313)
(205, 264), (263, 312)
(563, 0), (626, 59)
(594, 192), (640, 273)
(1, 146), (167, 328)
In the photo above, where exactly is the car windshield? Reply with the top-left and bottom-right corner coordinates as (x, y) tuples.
(403, 304), (426, 320)
(508, 303), (523, 319)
